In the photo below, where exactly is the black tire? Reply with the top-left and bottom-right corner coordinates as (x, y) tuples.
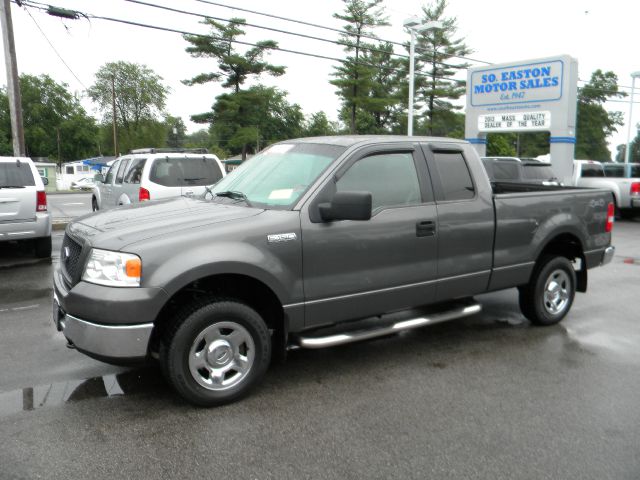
(161, 299), (271, 406)
(518, 255), (576, 326)
(34, 235), (52, 258)
(92, 196), (98, 212)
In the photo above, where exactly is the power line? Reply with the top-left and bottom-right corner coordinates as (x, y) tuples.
(19, 1), (466, 84)
(190, 0), (491, 65)
(125, 0), (468, 71)
(21, 4), (87, 89)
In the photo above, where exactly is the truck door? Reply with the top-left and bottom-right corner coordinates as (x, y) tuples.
(420, 143), (495, 300)
(301, 143), (439, 328)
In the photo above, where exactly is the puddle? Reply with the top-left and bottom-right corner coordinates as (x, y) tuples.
(0, 368), (166, 418)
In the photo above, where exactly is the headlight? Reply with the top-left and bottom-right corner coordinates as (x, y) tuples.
(82, 248), (141, 287)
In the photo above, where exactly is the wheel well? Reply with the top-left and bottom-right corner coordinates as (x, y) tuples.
(149, 274), (285, 356)
(536, 233), (587, 292)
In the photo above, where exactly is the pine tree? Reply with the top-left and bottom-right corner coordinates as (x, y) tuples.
(330, 0), (389, 134)
(415, 0), (470, 135)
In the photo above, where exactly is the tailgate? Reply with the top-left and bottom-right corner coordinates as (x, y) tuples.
(0, 188), (36, 222)
(0, 162), (37, 222)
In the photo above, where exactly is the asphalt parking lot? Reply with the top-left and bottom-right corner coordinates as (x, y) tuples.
(0, 218), (639, 479)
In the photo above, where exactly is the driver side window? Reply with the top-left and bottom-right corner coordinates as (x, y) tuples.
(104, 161), (117, 185)
(337, 152), (422, 211)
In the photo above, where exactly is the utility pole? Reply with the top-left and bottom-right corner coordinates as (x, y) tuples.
(0, 0), (26, 156)
(111, 74), (118, 156)
(56, 127), (61, 163)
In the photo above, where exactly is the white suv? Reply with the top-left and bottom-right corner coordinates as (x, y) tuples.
(92, 148), (225, 212)
(0, 157), (52, 257)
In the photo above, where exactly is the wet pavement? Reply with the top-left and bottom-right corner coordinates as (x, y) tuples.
(0, 220), (639, 479)
(48, 193), (92, 221)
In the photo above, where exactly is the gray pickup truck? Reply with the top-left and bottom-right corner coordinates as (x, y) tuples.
(53, 136), (615, 406)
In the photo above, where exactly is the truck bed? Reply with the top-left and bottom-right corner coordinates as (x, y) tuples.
(488, 182), (613, 292)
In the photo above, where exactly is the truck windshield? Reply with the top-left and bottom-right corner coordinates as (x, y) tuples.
(210, 143), (345, 208)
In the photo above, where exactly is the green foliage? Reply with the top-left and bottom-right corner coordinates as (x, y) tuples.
(415, 0), (470, 135)
(183, 18), (284, 94)
(88, 61), (169, 155)
(486, 132), (550, 158)
(576, 70), (626, 160)
(486, 134), (517, 157)
(0, 75), (98, 161)
(165, 115), (187, 148)
(98, 119), (167, 155)
(331, 0), (390, 133)
(616, 128), (640, 163)
(302, 112), (338, 137)
(415, 109), (464, 138)
(210, 86), (304, 157)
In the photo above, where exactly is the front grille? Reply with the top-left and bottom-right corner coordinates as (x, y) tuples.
(61, 234), (83, 281)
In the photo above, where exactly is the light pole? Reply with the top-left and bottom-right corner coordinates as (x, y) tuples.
(624, 71), (640, 172)
(404, 17), (442, 137)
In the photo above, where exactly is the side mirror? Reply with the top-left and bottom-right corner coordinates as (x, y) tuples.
(41, 176), (49, 186)
(319, 191), (372, 222)
(94, 173), (104, 183)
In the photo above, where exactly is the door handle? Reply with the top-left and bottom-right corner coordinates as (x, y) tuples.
(416, 220), (436, 237)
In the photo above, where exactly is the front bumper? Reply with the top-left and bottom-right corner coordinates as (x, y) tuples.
(601, 246), (615, 266)
(54, 292), (153, 362)
(53, 264), (168, 363)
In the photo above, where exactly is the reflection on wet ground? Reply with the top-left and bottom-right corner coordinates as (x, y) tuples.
(0, 368), (166, 418)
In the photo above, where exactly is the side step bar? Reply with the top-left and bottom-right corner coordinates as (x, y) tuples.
(295, 302), (481, 349)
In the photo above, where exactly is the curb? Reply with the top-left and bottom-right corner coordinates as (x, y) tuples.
(52, 220), (69, 231)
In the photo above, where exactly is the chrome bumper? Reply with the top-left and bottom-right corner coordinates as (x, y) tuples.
(601, 246), (615, 266)
(59, 312), (153, 360)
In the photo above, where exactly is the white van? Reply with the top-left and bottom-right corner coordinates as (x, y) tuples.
(92, 149), (225, 212)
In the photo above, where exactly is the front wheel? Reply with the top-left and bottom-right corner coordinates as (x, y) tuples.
(519, 255), (576, 326)
(161, 300), (271, 406)
(92, 196), (99, 212)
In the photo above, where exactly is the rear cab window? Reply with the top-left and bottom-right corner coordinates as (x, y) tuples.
(491, 161), (521, 181)
(580, 163), (604, 178)
(522, 164), (555, 180)
(0, 161), (35, 187)
(430, 151), (475, 201)
(149, 157), (223, 187)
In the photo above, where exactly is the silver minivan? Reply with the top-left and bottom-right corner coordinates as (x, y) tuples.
(92, 148), (225, 211)
(0, 157), (52, 257)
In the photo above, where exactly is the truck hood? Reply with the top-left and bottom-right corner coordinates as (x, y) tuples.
(68, 197), (263, 250)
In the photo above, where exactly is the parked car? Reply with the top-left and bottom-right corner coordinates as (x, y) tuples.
(70, 177), (95, 191)
(481, 156), (561, 185)
(54, 136), (615, 406)
(91, 148), (225, 212)
(573, 160), (640, 218)
(0, 156), (51, 257)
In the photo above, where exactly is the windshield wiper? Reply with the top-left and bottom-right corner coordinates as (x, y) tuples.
(214, 190), (253, 207)
(0, 185), (26, 189)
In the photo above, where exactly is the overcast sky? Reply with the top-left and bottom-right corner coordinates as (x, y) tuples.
(2, 0), (639, 159)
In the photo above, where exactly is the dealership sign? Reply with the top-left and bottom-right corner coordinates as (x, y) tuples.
(464, 55), (578, 182)
(470, 60), (564, 107)
(478, 111), (551, 132)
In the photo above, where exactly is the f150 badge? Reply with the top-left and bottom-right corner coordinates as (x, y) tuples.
(267, 233), (297, 244)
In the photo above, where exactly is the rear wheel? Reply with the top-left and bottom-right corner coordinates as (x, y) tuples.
(519, 255), (576, 326)
(34, 236), (52, 258)
(161, 299), (271, 406)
